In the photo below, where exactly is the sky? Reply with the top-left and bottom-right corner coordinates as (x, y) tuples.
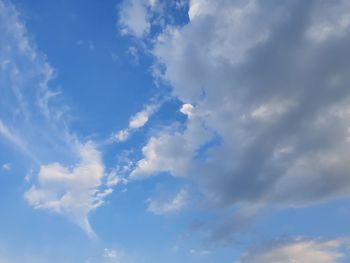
(1, 0), (350, 262)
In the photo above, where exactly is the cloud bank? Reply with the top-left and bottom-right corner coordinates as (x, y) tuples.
(112, 0), (350, 243)
(131, 0), (350, 209)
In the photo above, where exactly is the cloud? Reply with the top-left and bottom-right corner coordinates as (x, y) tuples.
(103, 247), (132, 263)
(147, 188), (188, 215)
(0, 0), (76, 163)
(130, 103), (213, 178)
(119, 0), (350, 242)
(118, 0), (151, 38)
(133, 0), (350, 207)
(0, 0), (115, 236)
(180, 103), (194, 117)
(0, 120), (31, 158)
(103, 248), (120, 262)
(236, 238), (348, 263)
(113, 103), (159, 143)
(25, 142), (111, 238)
(1, 163), (11, 171)
(130, 130), (194, 178)
(106, 169), (128, 188)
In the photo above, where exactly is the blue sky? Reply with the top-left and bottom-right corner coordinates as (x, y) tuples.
(1, 0), (350, 262)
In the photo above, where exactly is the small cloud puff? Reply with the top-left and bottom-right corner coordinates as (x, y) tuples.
(113, 103), (159, 143)
(1, 163), (11, 171)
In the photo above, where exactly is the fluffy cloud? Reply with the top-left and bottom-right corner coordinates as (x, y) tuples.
(131, 103), (212, 178)
(118, 0), (151, 38)
(236, 238), (347, 263)
(25, 142), (111, 238)
(114, 0), (350, 243)
(131, 0), (350, 210)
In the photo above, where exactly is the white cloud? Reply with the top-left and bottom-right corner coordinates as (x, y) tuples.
(140, 0), (350, 206)
(236, 238), (347, 263)
(25, 142), (111, 238)
(306, 0), (350, 43)
(0, 0), (117, 236)
(130, 103), (212, 178)
(130, 130), (193, 178)
(115, 129), (130, 142)
(0, 120), (30, 157)
(148, 0), (157, 8)
(113, 103), (159, 143)
(0, 0), (77, 164)
(122, 0), (350, 241)
(129, 109), (150, 129)
(147, 188), (188, 215)
(180, 103), (194, 117)
(106, 169), (128, 188)
(118, 0), (151, 38)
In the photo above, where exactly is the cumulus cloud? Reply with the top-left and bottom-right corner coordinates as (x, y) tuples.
(236, 238), (348, 263)
(25, 142), (111, 238)
(118, 0), (350, 242)
(131, 103), (212, 178)
(180, 103), (194, 117)
(132, 0), (350, 208)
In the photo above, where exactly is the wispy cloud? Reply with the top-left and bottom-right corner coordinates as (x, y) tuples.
(0, 0), (114, 237)
(1, 163), (11, 172)
(112, 103), (159, 143)
(0, 120), (29, 155)
(118, 0), (350, 241)
(147, 188), (188, 215)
